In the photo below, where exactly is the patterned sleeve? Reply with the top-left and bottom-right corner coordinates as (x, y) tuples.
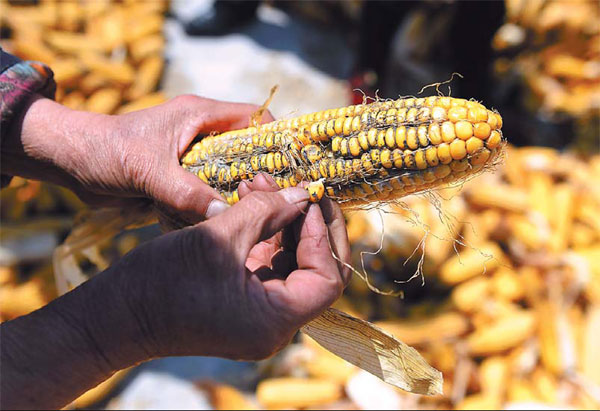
(0, 48), (57, 187)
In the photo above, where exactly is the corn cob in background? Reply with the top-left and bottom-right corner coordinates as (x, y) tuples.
(1, 0), (169, 115)
(492, 0), (600, 151)
(182, 96), (505, 206)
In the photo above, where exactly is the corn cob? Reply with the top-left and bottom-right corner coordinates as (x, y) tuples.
(181, 96), (505, 207)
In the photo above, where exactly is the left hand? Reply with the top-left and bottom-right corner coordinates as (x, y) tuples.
(2, 94), (274, 222)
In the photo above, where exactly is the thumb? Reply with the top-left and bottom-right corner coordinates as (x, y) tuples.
(152, 164), (230, 224)
(208, 187), (309, 260)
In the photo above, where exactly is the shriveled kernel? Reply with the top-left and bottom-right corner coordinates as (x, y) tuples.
(335, 159), (344, 177)
(495, 113), (503, 128)
(218, 167), (227, 183)
(487, 130), (502, 149)
(251, 155), (260, 171)
(373, 130), (383, 148)
(406, 128), (419, 150)
(448, 106), (468, 122)
(418, 107), (431, 121)
(455, 121), (474, 140)
(297, 126), (311, 146)
(351, 158), (362, 175)
(326, 119), (336, 137)
(403, 150), (416, 169)
(380, 149), (392, 168)
(487, 111), (498, 128)
(342, 117), (353, 135)
(434, 164), (452, 178)
(396, 108), (407, 122)
(197, 169), (208, 183)
(301, 144), (322, 163)
(417, 125), (429, 147)
(432, 106), (447, 121)
(329, 162), (337, 178)
(474, 122), (492, 139)
(357, 131), (369, 151)
(392, 149), (403, 168)
(361, 182), (374, 195)
(331, 137), (342, 153)
(351, 116), (361, 132)
(334, 117), (344, 134)
(428, 123), (442, 145)
(405, 98), (415, 107)
(437, 143), (452, 164)
(415, 150), (428, 170)
(317, 121), (328, 140)
(266, 152), (276, 172)
(450, 139), (467, 160)
(451, 98), (467, 107)
(466, 137), (484, 154)
(265, 133), (274, 148)
(310, 123), (319, 140)
(319, 159), (329, 178)
(307, 181), (324, 203)
(367, 128), (378, 147)
(361, 153), (374, 174)
(423, 170), (436, 182)
(470, 148), (491, 165)
(425, 147), (439, 166)
(385, 128), (396, 148)
(370, 149), (381, 166)
(273, 133), (282, 146)
(386, 108), (397, 124)
(340, 138), (349, 156)
(344, 160), (353, 177)
(439, 96), (452, 108)
(230, 162), (240, 180)
(425, 96), (437, 106)
(274, 152), (283, 170)
(450, 158), (469, 172)
(211, 163), (218, 179)
(282, 154), (289, 168)
(441, 121), (456, 143)
(349, 137), (361, 157)
(407, 107), (418, 122)
(396, 127), (407, 149)
(239, 162), (247, 178)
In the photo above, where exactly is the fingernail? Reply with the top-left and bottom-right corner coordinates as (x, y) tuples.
(206, 199), (230, 218)
(279, 187), (309, 204)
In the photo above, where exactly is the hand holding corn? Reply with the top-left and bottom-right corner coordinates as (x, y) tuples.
(0, 173), (351, 409)
(1, 94), (263, 222)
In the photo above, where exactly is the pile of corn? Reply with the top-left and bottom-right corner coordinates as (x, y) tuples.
(1, 0), (168, 114)
(493, 0), (600, 117)
(238, 146), (600, 410)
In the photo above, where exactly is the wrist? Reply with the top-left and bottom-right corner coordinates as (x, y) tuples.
(1, 95), (118, 190)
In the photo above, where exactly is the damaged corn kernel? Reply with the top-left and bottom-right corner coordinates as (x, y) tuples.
(181, 96), (505, 206)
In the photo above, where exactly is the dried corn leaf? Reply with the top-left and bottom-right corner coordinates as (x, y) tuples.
(302, 308), (443, 396)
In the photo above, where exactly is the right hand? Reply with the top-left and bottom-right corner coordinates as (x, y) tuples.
(105, 174), (351, 361)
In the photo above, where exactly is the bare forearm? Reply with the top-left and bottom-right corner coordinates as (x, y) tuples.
(0, 267), (149, 410)
(0, 95), (115, 190)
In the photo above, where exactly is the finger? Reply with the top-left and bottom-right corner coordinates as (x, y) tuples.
(250, 173), (280, 192)
(175, 96), (275, 155)
(152, 164), (229, 223)
(318, 198), (352, 286)
(238, 173), (279, 200)
(206, 187), (309, 260)
(263, 204), (344, 323)
(238, 181), (252, 198)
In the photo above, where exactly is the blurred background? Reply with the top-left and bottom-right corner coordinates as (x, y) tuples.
(1, 0), (599, 409)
